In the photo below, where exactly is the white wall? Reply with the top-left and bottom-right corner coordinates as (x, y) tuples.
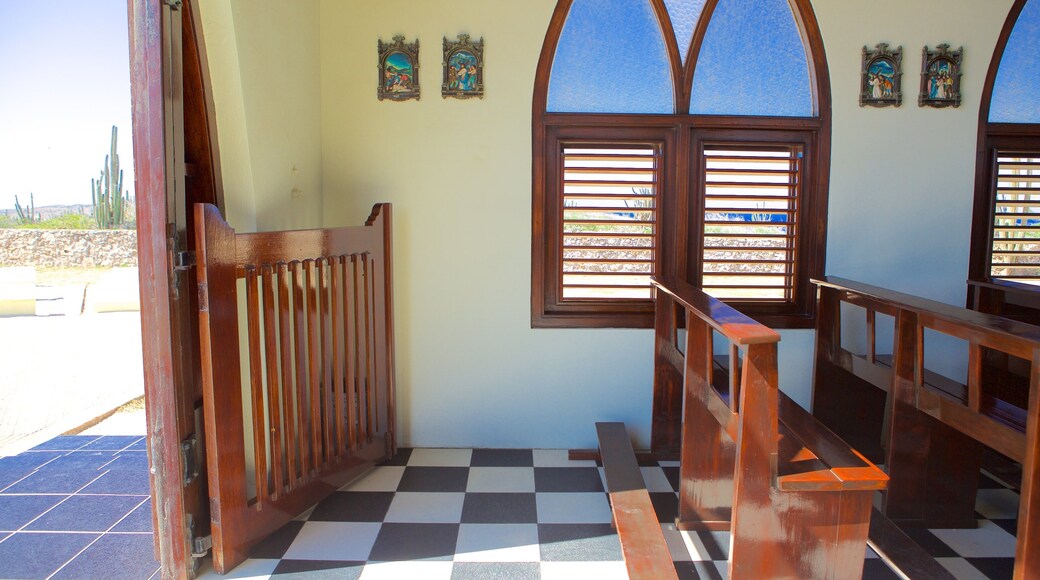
(309, 0), (1013, 449)
(199, 0), (324, 232)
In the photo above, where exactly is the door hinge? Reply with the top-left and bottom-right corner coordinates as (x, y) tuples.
(174, 251), (196, 272)
(181, 433), (200, 487)
(163, 0), (182, 9)
(192, 534), (212, 558)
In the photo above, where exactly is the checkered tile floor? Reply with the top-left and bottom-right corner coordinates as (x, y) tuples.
(196, 448), (1021, 580)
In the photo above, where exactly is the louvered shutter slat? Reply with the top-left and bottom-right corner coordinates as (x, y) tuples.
(990, 153), (1040, 284)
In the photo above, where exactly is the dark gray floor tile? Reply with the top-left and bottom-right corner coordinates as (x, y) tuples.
(461, 493), (537, 523)
(79, 469), (151, 494)
(51, 533), (159, 579)
(537, 523), (622, 561)
(694, 530), (730, 560)
(26, 494), (143, 532)
(30, 436), (99, 451)
(250, 521), (305, 559)
(862, 559), (901, 579)
(379, 448), (412, 466)
(470, 449), (534, 467)
(397, 467), (469, 492)
(368, 523), (459, 561)
(990, 518), (1018, 536)
(903, 528), (959, 558)
(675, 561), (725, 580)
(451, 562), (540, 579)
(649, 492), (679, 523)
(0, 532), (99, 579)
(534, 467), (604, 492)
(111, 499), (154, 533)
(271, 559), (365, 579)
(967, 557), (1017, 579)
(0, 494), (68, 531)
(661, 466), (680, 492)
(309, 491), (395, 522)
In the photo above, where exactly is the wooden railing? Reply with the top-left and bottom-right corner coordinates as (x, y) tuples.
(194, 203), (396, 573)
(653, 276), (887, 579)
(812, 276), (1040, 579)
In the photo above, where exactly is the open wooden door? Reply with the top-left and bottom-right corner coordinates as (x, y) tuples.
(128, 0), (222, 577)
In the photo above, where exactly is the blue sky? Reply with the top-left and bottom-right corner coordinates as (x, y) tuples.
(0, 0), (134, 209)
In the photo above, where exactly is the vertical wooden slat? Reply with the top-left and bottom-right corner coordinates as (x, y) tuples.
(318, 258), (333, 462)
(330, 256), (346, 457)
(367, 255), (379, 435)
(867, 309), (877, 364)
(344, 255), (359, 451)
(1015, 348), (1040, 579)
(728, 343), (739, 412)
(244, 266), (268, 506)
(968, 342), (983, 413)
(277, 262), (298, 488)
(291, 260), (311, 477)
(261, 265), (283, 499)
(352, 255), (368, 442)
(305, 259), (322, 471)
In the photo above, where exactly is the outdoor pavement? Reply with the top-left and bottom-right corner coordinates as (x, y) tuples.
(0, 280), (144, 457)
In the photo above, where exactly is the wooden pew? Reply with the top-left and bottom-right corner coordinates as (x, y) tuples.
(811, 276), (1040, 579)
(596, 422), (678, 580)
(194, 202), (397, 572)
(653, 276), (888, 579)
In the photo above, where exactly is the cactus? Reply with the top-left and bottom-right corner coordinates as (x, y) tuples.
(14, 193), (40, 225)
(92, 126), (133, 229)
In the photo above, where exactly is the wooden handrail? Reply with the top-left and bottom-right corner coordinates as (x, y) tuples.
(815, 276), (1040, 359)
(651, 276), (780, 346)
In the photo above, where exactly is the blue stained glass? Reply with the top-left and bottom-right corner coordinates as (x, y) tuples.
(547, 0), (674, 114)
(990, 0), (1040, 123)
(690, 0), (813, 117)
(663, 0), (708, 65)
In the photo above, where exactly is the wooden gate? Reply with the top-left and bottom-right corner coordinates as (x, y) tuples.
(194, 202), (397, 573)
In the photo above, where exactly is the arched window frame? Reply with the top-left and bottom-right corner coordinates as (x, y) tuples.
(967, 0), (1040, 295)
(531, 0), (832, 328)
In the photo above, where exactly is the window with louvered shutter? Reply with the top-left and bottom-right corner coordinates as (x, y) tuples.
(990, 153), (1040, 284)
(561, 145), (658, 300)
(701, 146), (801, 301)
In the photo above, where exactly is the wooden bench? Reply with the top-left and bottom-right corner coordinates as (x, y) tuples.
(811, 276), (1040, 579)
(596, 422), (677, 580)
(652, 276), (888, 579)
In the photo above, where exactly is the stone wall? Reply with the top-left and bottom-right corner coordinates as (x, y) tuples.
(0, 230), (137, 268)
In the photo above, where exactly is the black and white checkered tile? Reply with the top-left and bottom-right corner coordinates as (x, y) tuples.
(199, 448), (1020, 579)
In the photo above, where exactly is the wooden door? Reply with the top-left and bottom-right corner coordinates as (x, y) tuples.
(128, 0), (222, 577)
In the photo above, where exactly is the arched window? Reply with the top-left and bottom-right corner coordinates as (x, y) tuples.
(968, 0), (1040, 289)
(532, 0), (831, 328)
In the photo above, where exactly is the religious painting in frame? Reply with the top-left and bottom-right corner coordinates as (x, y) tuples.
(442, 34), (485, 99)
(860, 43), (902, 107)
(378, 35), (420, 101)
(919, 44), (962, 108)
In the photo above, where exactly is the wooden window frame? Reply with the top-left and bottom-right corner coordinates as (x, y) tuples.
(967, 0), (1040, 297)
(532, 0), (832, 329)
(689, 126), (825, 327)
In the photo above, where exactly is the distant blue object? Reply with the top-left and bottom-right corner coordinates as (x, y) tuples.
(990, 0), (1040, 123)
(547, 0), (674, 114)
(690, 0), (813, 117)
(663, 0), (708, 65)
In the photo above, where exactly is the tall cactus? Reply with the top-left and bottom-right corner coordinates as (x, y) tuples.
(14, 193), (40, 225)
(92, 126), (131, 229)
